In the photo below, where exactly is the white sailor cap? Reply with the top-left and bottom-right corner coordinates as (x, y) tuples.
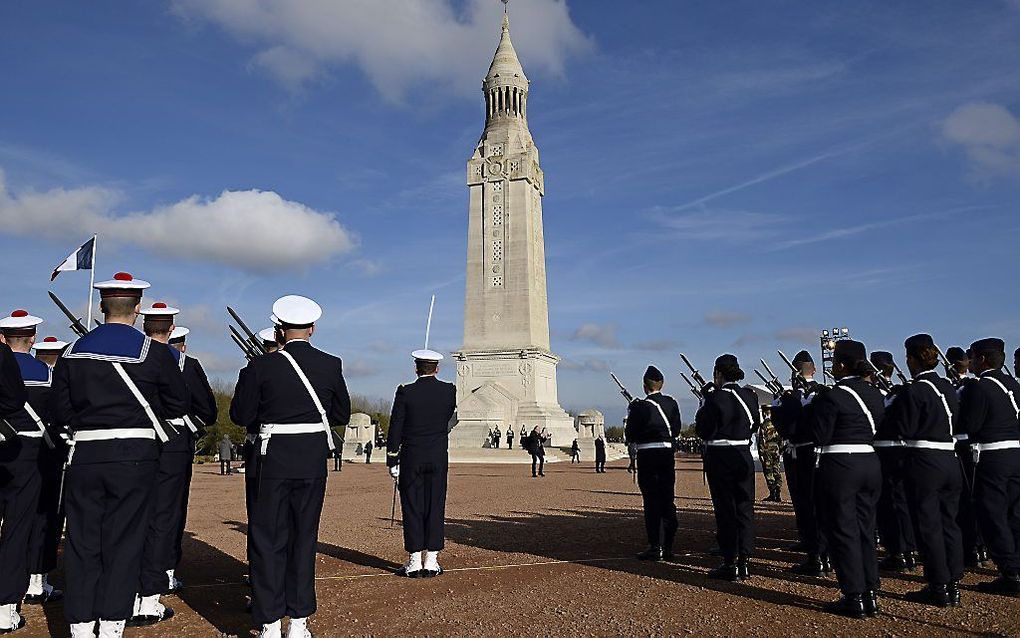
(412, 349), (444, 362)
(169, 326), (190, 343)
(258, 327), (277, 343)
(140, 302), (179, 317)
(32, 336), (68, 351)
(0, 309), (44, 335)
(94, 272), (150, 297)
(271, 295), (321, 327)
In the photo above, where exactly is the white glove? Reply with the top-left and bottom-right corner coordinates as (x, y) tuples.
(389, 465), (400, 479)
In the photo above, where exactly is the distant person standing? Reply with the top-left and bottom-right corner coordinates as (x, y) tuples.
(364, 440), (373, 464)
(331, 430), (344, 472)
(387, 349), (457, 578)
(505, 427), (513, 449)
(627, 443), (637, 474)
(594, 437), (607, 473)
(526, 427), (548, 478)
(219, 434), (234, 475)
(570, 439), (580, 463)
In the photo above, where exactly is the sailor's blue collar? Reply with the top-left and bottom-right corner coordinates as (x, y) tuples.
(14, 351), (51, 385)
(66, 323), (151, 363)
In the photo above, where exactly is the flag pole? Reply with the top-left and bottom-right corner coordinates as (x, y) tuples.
(86, 234), (97, 327)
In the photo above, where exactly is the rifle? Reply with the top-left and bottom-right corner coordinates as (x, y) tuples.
(609, 372), (635, 403)
(892, 361), (909, 385)
(754, 369), (783, 398)
(933, 344), (961, 384)
(229, 325), (258, 360)
(230, 333), (256, 361)
(679, 372), (703, 400)
(863, 360), (894, 394)
(760, 358), (785, 391)
(48, 292), (89, 338)
(227, 307), (268, 356)
(777, 350), (811, 388)
(679, 353), (709, 388)
(1004, 366), (1017, 381)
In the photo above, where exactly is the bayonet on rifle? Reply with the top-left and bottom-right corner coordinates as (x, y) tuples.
(227, 306), (268, 356)
(678, 353), (708, 388)
(679, 372), (703, 400)
(610, 372), (635, 403)
(48, 291), (89, 338)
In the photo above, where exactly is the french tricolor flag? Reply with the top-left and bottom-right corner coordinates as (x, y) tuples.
(50, 236), (96, 281)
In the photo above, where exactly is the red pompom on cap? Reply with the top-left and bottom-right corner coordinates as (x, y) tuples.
(153, 302), (167, 309)
(44, 336), (58, 342)
(11, 309), (28, 318)
(114, 272), (133, 281)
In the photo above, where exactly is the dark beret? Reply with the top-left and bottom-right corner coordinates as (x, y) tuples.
(869, 351), (894, 368)
(970, 338), (1005, 355)
(644, 365), (664, 383)
(793, 350), (814, 365)
(904, 334), (934, 351)
(946, 347), (967, 363)
(715, 354), (739, 368)
(834, 340), (867, 364)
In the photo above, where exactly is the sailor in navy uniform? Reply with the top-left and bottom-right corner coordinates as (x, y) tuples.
(258, 327), (281, 354)
(958, 338), (1020, 596)
(695, 355), (760, 581)
(625, 365), (681, 562)
(166, 325), (217, 591)
(811, 340), (885, 618)
(387, 349), (457, 579)
(884, 334), (963, 607)
(771, 350), (831, 576)
(945, 346), (986, 566)
(51, 272), (190, 638)
(230, 296), (350, 638)
(0, 310), (51, 634)
(22, 335), (69, 607)
(870, 350), (917, 572)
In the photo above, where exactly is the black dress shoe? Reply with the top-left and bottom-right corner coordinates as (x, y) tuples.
(736, 558), (751, 581)
(863, 590), (879, 617)
(128, 606), (175, 627)
(825, 594), (866, 619)
(637, 546), (663, 561)
(905, 584), (950, 608)
(904, 552), (918, 571)
(948, 581), (962, 607)
(879, 554), (908, 572)
(0, 616), (25, 635)
(395, 566), (422, 578)
(965, 549), (984, 568)
(820, 554), (833, 574)
(23, 587), (64, 604)
(976, 575), (1020, 597)
(790, 555), (825, 577)
(708, 562), (739, 581)
(977, 546), (990, 563)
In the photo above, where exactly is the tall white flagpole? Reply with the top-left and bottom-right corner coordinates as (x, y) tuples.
(87, 234), (97, 327)
(424, 294), (436, 350)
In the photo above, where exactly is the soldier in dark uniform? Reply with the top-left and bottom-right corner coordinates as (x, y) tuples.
(0, 310), (51, 634)
(946, 346), (986, 566)
(51, 273), (190, 638)
(871, 350), (918, 572)
(626, 366), (682, 562)
(695, 355), (759, 580)
(258, 327), (280, 355)
(386, 349), (457, 578)
(26, 336), (69, 606)
(526, 427), (548, 477)
(330, 429), (344, 472)
(812, 340), (884, 618)
(884, 334), (963, 606)
(230, 295), (351, 638)
(505, 426), (512, 449)
(594, 436), (607, 473)
(131, 310), (217, 625)
(958, 338), (1020, 596)
(771, 350), (830, 574)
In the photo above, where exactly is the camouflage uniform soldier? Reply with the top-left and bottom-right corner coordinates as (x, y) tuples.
(758, 406), (783, 502)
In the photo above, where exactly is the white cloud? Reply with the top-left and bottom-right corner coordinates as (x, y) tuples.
(171, 0), (593, 101)
(570, 323), (619, 349)
(0, 170), (356, 272)
(941, 102), (1020, 180)
(704, 310), (752, 328)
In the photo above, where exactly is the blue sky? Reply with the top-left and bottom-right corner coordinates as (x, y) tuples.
(1, 0), (1019, 424)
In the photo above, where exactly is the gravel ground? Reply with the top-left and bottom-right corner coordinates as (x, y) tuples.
(16, 456), (1020, 637)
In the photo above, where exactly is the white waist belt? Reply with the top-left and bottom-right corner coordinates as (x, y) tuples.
(635, 442), (673, 450)
(705, 439), (751, 447)
(953, 434), (969, 442)
(19, 430), (44, 438)
(73, 428), (157, 442)
(259, 423), (328, 455)
(872, 440), (905, 448)
(817, 444), (875, 454)
(972, 440), (1020, 452)
(904, 440), (956, 451)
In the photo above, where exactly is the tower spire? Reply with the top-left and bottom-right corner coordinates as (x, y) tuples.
(484, 4), (529, 127)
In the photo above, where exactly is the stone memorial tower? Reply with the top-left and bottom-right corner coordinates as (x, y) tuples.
(451, 10), (574, 449)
